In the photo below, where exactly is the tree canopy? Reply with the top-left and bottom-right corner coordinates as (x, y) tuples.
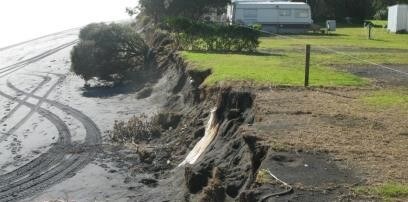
(71, 23), (149, 84)
(133, 0), (230, 24)
(294, 0), (408, 21)
(133, 0), (408, 23)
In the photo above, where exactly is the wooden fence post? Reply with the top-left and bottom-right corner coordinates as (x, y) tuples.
(305, 44), (311, 87)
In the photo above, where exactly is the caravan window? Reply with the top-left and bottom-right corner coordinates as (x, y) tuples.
(295, 9), (309, 18)
(279, 9), (292, 17)
(243, 9), (257, 19)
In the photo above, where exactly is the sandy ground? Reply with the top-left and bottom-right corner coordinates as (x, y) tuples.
(0, 29), (167, 201)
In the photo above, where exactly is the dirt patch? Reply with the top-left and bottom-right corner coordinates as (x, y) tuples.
(335, 64), (408, 87)
(237, 150), (360, 201)
(253, 88), (408, 186)
(256, 151), (359, 201)
(319, 113), (385, 129)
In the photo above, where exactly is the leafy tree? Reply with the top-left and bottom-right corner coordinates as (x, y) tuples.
(134, 0), (230, 24)
(137, 0), (166, 24)
(371, 0), (408, 19)
(71, 23), (149, 85)
(165, 0), (230, 20)
(295, 0), (408, 21)
(133, 0), (408, 23)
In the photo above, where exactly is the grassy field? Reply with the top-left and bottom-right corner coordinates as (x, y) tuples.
(183, 24), (408, 86)
(362, 89), (408, 108)
(355, 182), (408, 200)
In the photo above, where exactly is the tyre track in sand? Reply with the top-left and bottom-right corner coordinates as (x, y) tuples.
(0, 75), (51, 128)
(0, 31), (100, 201)
(0, 28), (79, 52)
(0, 40), (78, 79)
(0, 78), (101, 201)
(5, 75), (66, 136)
(0, 90), (72, 195)
(7, 79), (102, 144)
(0, 74), (67, 187)
(0, 74), (69, 185)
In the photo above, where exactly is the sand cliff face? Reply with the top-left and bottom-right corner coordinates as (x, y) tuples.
(128, 29), (272, 202)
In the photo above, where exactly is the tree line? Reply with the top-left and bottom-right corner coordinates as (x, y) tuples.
(294, 0), (408, 21)
(133, 0), (230, 24)
(134, 0), (408, 23)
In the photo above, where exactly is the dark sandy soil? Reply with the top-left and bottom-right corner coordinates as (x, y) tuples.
(258, 152), (359, 201)
(336, 64), (408, 87)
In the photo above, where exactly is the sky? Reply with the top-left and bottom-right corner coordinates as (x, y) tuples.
(0, 0), (138, 48)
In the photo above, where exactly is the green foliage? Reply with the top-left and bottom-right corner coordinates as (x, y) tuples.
(134, 0), (408, 24)
(71, 23), (149, 84)
(137, 0), (166, 24)
(136, 0), (229, 24)
(293, 0), (408, 21)
(362, 90), (408, 109)
(163, 17), (260, 52)
(354, 183), (408, 199)
(250, 24), (263, 31)
(376, 183), (408, 198)
(163, 0), (229, 20)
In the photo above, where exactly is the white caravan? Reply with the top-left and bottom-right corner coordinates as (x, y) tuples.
(228, 0), (313, 33)
(388, 4), (408, 33)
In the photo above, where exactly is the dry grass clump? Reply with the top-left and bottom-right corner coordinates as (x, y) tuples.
(255, 169), (273, 184)
(110, 114), (161, 144)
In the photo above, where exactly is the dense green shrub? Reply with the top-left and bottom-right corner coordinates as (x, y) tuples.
(71, 23), (149, 84)
(162, 17), (261, 52)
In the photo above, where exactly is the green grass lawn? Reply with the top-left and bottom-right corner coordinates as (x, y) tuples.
(183, 52), (365, 86)
(354, 182), (408, 200)
(362, 90), (408, 109)
(183, 24), (408, 86)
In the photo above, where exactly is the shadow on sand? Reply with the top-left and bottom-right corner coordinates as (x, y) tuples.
(81, 83), (144, 98)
